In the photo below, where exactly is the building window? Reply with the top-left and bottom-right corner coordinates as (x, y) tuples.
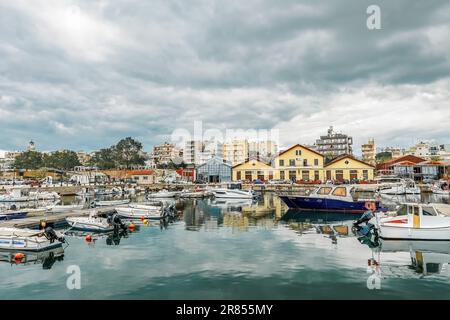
(269, 171), (273, 180)
(237, 171), (241, 180)
(302, 171), (309, 181)
(314, 159), (319, 166)
(350, 170), (358, 181)
(314, 171), (320, 181)
(143, 176), (148, 180)
(289, 159), (295, 166)
(303, 159), (308, 167)
(279, 159), (284, 167)
(296, 150), (302, 156)
(257, 171), (264, 181)
(245, 171), (252, 181)
(280, 171), (285, 180)
(363, 170), (369, 181)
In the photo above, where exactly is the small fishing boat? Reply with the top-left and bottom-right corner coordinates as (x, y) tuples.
(115, 207), (164, 220)
(278, 185), (383, 213)
(211, 188), (255, 199)
(376, 203), (450, 240)
(431, 181), (450, 196)
(379, 179), (421, 195)
(147, 190), (180, 199)
(94, 199), (131, 207)
(46, 204), (84, 213)
(0, 210), (28, 221)
(0, 227), (65, 251)
(66, 211), (124, 232)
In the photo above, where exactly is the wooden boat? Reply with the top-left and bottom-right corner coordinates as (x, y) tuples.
(377, 203), (450, 240)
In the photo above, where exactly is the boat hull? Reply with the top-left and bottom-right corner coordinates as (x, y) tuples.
(278, 195), (379, 214)
(0, 211), (28, 221)
(115, 208), (163, 220)
(380, 225), (450, 241)
(66, 218), (114, 232)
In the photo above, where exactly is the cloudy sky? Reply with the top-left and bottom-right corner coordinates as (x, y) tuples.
(1, 0), (449, 155)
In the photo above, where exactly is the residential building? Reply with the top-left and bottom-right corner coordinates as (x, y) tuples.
(273, 144), (325, 182)
(196, 156), (232, 183)
(127, 169), (156, 185)
(76, 151), (92, 166)
(151, 142), (181, 165)
(376, 155), (426, 174)
(183, 140), (223, 165)
(315, 126), (353, 157)
(324, 155), (375, 182)
(361, 138), (376, 165)
(232, 158), (274, 182)
(248, 140), (278, 162)
(223, 140), (249, 166)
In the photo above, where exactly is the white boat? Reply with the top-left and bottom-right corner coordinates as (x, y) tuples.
(115, 207), (164, 220)
(0, 246), (65, 266)
(66, 212), (115, 232)
(379, 179), (421, 195)
(147, 190), (180, 199)
(0, 227), (65, 251)
(94, 199), (131, 207)
(0, 188), (60, 202)
(431, 181), (450, 196)
(47, 204), (84, 213)
(376, 203), (450, 240)
(211, 188), (255, 199)
(29, 191), (61, 201)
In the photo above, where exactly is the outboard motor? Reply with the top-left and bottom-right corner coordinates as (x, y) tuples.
(108, 212), (127, 230)
(44, 227), (65, 244)
(353, 210), (378, 238)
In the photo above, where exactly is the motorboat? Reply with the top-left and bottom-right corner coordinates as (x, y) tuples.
(0, 209), (28, 221)
(179, 188), (210, 198)
(66, 211), (125, 232)
(431, 181), (450, 196)
(115, 203), (175, 220)
(46, 204), (84, 213)
(29, 191), (61, 201)
(147, 190), (180, 199)
(379, 179), (421, 195)
(76, 188), (95, 197)
(376, 203), (450, 240)
(94, 199), (131, 207)
(278, 185), (383, 213)
(0, 188), (60, 202)
(0, 227), (65, 251)
(211, 188), (255, 199)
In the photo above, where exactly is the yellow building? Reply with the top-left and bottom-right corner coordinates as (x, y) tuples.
(232, 158), (274, 182)
(324, 155), (374, 182)
(273, 144), (325, 182)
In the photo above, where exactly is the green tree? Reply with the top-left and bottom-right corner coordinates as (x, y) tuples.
(114, 137), (146, 169)
(89, 148), (117, 170)
(376, 152), (392, 164)
(13, 151), (43, 170)
(43, 150), (81, 171)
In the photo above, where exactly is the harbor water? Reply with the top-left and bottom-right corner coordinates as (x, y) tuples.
(1, 192), (450, 299)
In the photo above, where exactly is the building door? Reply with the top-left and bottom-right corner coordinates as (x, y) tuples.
(326, 170), (331, 181)
(269, 171), (273, 180)
(245, 171), (252, 181)
(335, 170), (344, 182)
(209, 175), (219, 183)
(350, 170), (358, 181)
(280, 171), (285, 180)
(289, 170), (296, 182)
(257, 171), (264, 181)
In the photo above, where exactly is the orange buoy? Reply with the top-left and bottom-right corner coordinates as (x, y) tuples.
(85, 234), (92, 242)
(128, 223), (136, 231)
(140, 216), (145, 221)
(14, 253), (25, 262)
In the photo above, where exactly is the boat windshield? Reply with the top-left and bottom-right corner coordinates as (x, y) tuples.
(422, 206), (438, 216)
(317, 187), (332, 195)
(332, 187), (347, 197)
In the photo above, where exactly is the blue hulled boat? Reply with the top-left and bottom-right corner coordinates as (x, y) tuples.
(0, 210), (28, 221)
(277, 185), (383, 214)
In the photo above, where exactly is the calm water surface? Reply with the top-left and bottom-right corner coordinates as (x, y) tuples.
(1, 192), (449, 300)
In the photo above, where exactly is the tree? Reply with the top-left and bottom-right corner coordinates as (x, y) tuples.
(89, 148), (117, 170)
(43, 150), (81, 171)
(114, 137), (146, 169)
(13, 151), (43, 170)
(376, 152), (392, 164)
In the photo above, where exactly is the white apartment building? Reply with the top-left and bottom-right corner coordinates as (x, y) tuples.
(183, 140), (223, 166)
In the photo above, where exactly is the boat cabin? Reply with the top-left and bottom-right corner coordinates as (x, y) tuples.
(397, 203), (441, 228)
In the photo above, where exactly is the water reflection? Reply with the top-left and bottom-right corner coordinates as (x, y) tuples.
(0, 247), (64, 270)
